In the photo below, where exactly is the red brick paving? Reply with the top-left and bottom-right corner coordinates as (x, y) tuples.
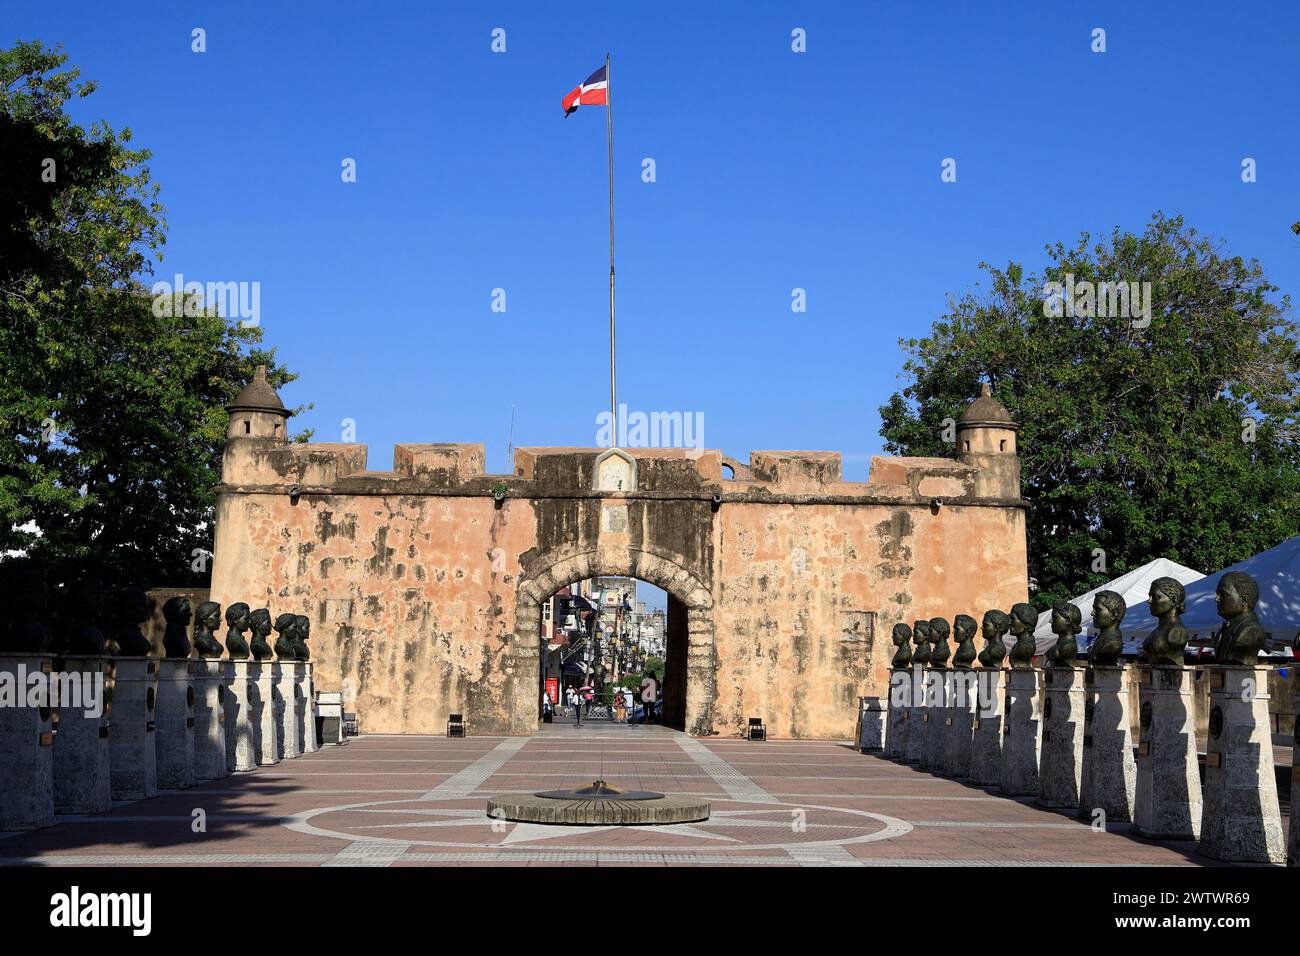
(0, 723), (1288, 866)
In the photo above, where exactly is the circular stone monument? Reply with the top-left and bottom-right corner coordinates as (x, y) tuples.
(488, 779), (710, 825)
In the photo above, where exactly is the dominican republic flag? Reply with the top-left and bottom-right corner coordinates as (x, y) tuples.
(562, 63), (608, 116)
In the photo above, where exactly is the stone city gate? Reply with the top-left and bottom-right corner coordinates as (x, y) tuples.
(210, 370), (1029, 739)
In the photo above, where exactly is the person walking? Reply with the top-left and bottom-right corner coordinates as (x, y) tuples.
(639, 671), (658, 725)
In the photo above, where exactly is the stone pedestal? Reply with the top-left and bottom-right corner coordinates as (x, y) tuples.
(154, 659), (194, 790)
(224, 661), (257, 772)
(884, 669), (910, 759)
(968, 669), (1004, 787)
(300, 663), (318, 753)
(999, 668), (1041, 796)
(249, 661), (279, 766)
(944, 670), (977, 778)
(903, 670), (926, 765)
(1290, 687), (1299, 868)
(107, 658), (158, 800)
(856, 696), (884, 752)
(921, 671), (950, 772)
(1197, 666), (1284, 863)
(1133, 666), (1202, 840)
(0, 654), (55, 829)
(275, 662), (301, 760)
(191, 659), (228, 783)
(1037, 667), (1085, 809)
(1079, 666), (1135, 824)
(52, 655), (111, 814)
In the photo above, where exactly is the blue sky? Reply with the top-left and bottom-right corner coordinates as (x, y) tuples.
(11, 1), (1300, 479)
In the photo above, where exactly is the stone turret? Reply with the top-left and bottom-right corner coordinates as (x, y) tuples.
(956, 383), (1020, 499)
(225, 365), (291, 442)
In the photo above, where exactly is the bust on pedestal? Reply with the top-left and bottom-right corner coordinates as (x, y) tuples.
(1197, 572), (1284, 863)
(1133, 578), (1202, 841)
(944, 615), (979, 778)
(1079, 590), (1136, 825)
(190, 601), (229, 783)
(999, 603), (1041, 796)
(885, 623), (913, 760)
(968, 609), (1008, 787)
(921, 618), (951, 772)
(1037, 603), (1085, 809)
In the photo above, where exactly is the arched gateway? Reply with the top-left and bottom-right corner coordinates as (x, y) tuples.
(211, 372), (1028, 739)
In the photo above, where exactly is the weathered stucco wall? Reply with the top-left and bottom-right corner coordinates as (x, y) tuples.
(210, 407), (1029, 739)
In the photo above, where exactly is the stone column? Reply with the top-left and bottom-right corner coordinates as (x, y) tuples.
(224, 660), (257, 772)
(921, 671), (950, 772)
(968, 668), (1004, 786)
(191, 659), (228, 783)
(884, 669), (910, 760)
(999, 668), (1041, 796)
(1197, 666), (1284, 863)
(1290, 683), (1299, 868)
(944, 669), (977, 778)
(1079, 665), (1136, 824)
(904, 669), (927, 765)
(0, 653), (55, 829)
(1133, 666), (1202, 840)
(248, 661), (279, 766)
(52, 655), (112, 814)
(107, 657), (158, 800)
(301, 663), (318, 753)
(154, 659), (194, 790)
(857, 696), (884, 752)
(275, 661), (301, 760)
(1037, 667), (1085, 809)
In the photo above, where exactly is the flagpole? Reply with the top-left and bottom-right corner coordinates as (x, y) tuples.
(606, 52), (617, 448)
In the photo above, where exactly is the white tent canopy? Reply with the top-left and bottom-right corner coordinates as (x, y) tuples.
(1033, 557), (1205, 655)
(1177, 535), (1300, 649)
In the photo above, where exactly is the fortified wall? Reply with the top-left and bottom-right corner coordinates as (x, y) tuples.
(210, 371), (1029, 738)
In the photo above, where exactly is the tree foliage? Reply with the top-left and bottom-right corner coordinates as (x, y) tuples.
(0, 41), (306, 588)
(879, 213), (1300, 610)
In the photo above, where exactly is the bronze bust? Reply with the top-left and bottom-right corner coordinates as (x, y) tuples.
(927, 617), (951, 669)
(1046, 602), (1081, 667)
(5, 569), (52, 653)
(1087, 590), (1126, 666)
(890, 623), (913, 669)
(249, 608), (275, 661)
(1007, 603), (1037, 668)
(110, 587), (153, 657)
(224, 602), (251, 660)
(977, 609), (1009, 668)
(162, 596), (192, 659)
(192, 601), (225, 659)
(66, 577), (107, 655)
(1143, 576), (1188, 666)
(1213, 571), (1266, 665)
(951, 614), (978, 668)
(292, 614), (311, 661)
(273, 612), (297, 659)
(911, 620), (932, 666)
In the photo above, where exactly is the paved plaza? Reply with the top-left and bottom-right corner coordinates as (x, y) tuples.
(0, 723), (1289, 867)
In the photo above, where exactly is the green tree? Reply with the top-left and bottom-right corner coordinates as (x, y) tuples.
(0, 41), (307, 588)
(879, 213), (1300, 610)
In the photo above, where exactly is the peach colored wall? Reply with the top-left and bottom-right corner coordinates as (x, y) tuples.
(210, 444), (1028, 739)
(710, 501), (1027, 740)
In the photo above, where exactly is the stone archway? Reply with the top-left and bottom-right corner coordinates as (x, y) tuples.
(513, 548), (716, 736)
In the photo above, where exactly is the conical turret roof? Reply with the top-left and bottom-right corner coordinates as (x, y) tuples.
(958, 382), (1016, 428)
(226, 366), (291, 416)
